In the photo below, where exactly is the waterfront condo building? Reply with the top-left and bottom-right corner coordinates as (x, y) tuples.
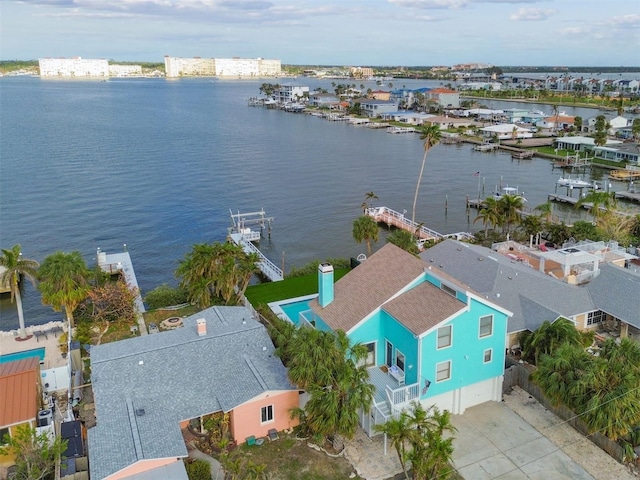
(164, 56), (281, 78)
(39, 57), (109, 77)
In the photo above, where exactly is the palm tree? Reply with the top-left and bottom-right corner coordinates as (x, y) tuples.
(38, 251), (91, 329)
(412, 124), (441, 225)
(352, 215), (379, 256)
(364, 191), (378, 210)
(176, 242), (258, 308)
(0, 245), (39, 339)
(534, 201), (554, 224)
(473, 197), (501, 237)
(374, 414), (413, 480)
(525, 317), (581, 365)
(576, 190), (617, 221)
(497, 194), (525, 236)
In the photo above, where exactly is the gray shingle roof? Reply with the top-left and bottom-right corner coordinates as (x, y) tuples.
(585, 263), (640, 328)
(88, 306), (296, 480)
(421, 240), (595, 333)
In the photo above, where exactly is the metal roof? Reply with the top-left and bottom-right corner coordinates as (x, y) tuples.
(0, 357), (39, 428)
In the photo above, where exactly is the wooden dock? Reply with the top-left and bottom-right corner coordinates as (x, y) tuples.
(228, 209), (283, 282)
(610, 167), (640, 181)
(365, 206), (474, 245)
(97, 248), (148, 335)
(614, 191), (640, 203)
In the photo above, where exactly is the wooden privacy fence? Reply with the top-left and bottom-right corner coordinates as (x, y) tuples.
(503, 360), (625, 463)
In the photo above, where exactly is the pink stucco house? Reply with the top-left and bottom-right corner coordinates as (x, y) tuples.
(88, 306), (299, 480)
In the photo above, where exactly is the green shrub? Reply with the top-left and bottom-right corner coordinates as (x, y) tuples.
(144, 283), (188, 309)
(184, 459), (212, 480)
(287, 258), (350, 278)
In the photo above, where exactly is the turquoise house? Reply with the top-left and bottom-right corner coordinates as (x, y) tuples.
(303, 244), (512, 436)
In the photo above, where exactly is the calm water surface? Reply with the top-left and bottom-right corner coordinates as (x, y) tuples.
(0, 77), (634, 329)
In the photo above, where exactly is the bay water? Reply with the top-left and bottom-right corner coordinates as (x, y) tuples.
(0, 77), (632, 329)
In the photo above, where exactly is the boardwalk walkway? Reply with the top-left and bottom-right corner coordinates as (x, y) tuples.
(228, 233), (284, 282)
(365, 206), (474, 244)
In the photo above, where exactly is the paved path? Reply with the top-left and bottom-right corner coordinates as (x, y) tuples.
(344, 427), (403, 480)
(187, 444), (225, 480)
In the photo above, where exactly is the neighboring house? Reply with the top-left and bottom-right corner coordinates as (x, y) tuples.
(370, 90), (391, 101)
(422, 116), (476, 130)
(308, 92), (340, 108)
(422, 240), (640, 349)
(536, 115), (575, 131)
(426, 88), (460, 108)
(277, 85), (309, 104)
(359, 99), (398, 118)
(480, 124), (533, 140)
(380, 112), (435, 125)
(593, 142), (640, 164)
(88, 307), (299, 480)
(298, 244), (511, 436)
(0, 358), (42, 472)
(554, 136), (624, 152)
(583, 115), (627, 134)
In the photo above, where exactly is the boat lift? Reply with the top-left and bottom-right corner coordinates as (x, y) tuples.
(229, 209), (274, 242)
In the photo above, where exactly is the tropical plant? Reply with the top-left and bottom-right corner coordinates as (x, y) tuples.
(38, 251), (91, 329)
(143, 283), (188, 309)
(0, 424), (67, 480)
(496, 194), (525, 236)
(522, 317), (582, 365)
(387, 229), (419, 255)
(83, 276), (139, 324)
(0, 245), (39, 339)
(352, 215), (379, 256)
(473, 197), (501, 237)
(575, 190), (617, 221)
(176, 242), (259, 308)
(412, 124), (441, 225)
(285, 329), (374, 446)
(375, 402), (457, 480)
(184, 458), (212, 480)
(374, 413), (413, 479)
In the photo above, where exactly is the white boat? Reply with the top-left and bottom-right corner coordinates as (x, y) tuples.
(557, 177), (592, 189)
(493, 186), (526, 202)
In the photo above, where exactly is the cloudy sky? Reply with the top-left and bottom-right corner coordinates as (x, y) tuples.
(2, 0), (639, 66)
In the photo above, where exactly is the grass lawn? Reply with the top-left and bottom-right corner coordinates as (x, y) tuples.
(245, 269), (349, 306)
(142, 304), (202, 326)
(235, 433), (361, 480)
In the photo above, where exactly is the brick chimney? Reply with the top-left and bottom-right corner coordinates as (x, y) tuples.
(196, 318), (207, 336)
(318, 263), (334, 307)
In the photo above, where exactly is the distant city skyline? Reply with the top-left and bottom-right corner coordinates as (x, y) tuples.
(2, 0), (639, 67)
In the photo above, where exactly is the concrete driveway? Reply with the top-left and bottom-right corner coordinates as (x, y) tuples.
(450, 401), (594, 480)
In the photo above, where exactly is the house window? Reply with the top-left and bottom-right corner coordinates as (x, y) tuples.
(484, 349), (493, 363)
(437, 325), (452, 349)
(436, 361), (451, 382)
(396, 350), (405, 372)
(0, 427), (9, 445)
(441, 283), (456, 297)
(362, 342), (376, 367)
(479, 315), (493, 338)
(586, 311), (605, 326)
(261, 405), (274, 424)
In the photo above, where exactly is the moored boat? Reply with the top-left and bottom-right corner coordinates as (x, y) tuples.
(557, 176), (592, 189)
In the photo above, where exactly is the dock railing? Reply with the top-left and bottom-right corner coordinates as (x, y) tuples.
(239, 238), (284, 282)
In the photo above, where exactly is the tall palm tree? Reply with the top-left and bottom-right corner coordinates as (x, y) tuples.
(412, 124), (441, 225)
(38, 251), (91, 329)
(0, 245), (39, 339)
(352, 215), (379, 256)
(364, 191), (378, 209)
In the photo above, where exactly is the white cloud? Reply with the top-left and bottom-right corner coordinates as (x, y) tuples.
(609, 13), (640, 29)
(388, 0), (470, 9)
(560, 27), (587, 36)
(510, 7), (555, 21)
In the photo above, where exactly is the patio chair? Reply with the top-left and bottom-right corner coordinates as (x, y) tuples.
(267, 428), (279, 442)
